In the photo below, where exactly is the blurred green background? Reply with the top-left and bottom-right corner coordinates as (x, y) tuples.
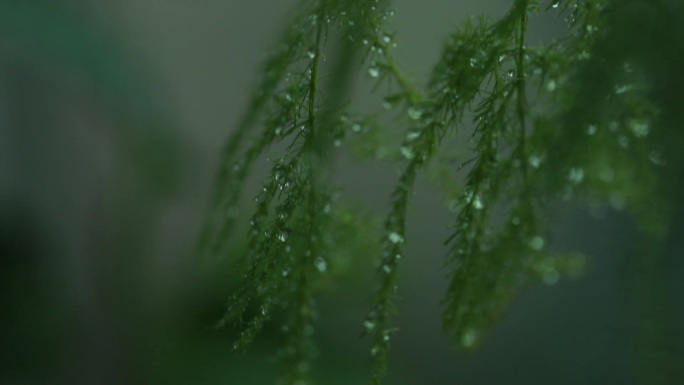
(1, 1), (681, 384)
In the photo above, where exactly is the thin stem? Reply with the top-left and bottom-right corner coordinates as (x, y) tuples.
(515, 2), (529, 183)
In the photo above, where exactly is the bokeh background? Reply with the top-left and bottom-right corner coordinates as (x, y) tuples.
(1, 1), (682, 384)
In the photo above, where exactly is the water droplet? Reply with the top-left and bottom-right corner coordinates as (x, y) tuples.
(528, 154), (543, 168)
(382, 264), (392, 274)
(568, 167), (584, 184)
(352, 123), (362, 133)
(628, 119), (649, 138)
(407, 107), (423, 120)
(368, 66), (380, 78)
(406, 130), (421, 141)
(282, 268), (291, 277)
(614, 84), (632, 94)
(388, 232), (404, 244)
(371, 346), (380, 356)
(528, 236), (545, 251)
(546, 79), (557, 92)
(364, 320), (376, 331)
(469, 57), (478, 67)
(587, 124), (598, 135)
(551, 0), (560, 8)
(461, 329), (478, 348)
(400, 146), (414, 160)
(649, 151), (666, 166)
(472, 195), (484, 210)
(314, 257), (327, 272)
(307, 50), (316, 59)
(333, 139), (342, 147)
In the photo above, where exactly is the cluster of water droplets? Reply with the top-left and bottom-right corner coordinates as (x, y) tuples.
(464, 190), (485, 210)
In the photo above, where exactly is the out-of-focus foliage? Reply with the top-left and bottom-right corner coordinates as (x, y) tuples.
(1, 1), (182, 383)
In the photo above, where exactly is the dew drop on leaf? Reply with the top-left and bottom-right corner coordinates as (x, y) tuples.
(528, 154), (543, 168)
(388, 232), (404, 244)
(614, 84), (632, 94)
(406, 130), (421, 141)
(628, 119), (649, 138)
(546, 79), (557, 92)
(400, 146), (414, 160)
(567, 167), (584, 184)
(528, 236), (545, 250)
(371, 346), (380, 356)
(368, 66), (380, 78)
(472, 195), (484, 210)
(649, 151), (666, 166)
(460, 328), (478, 348)
(314, 257), (327, 272)
(277, 231), (288, 242)
(407, 107), (423, 120)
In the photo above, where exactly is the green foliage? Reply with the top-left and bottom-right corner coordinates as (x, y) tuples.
(198, 0), (682, 384)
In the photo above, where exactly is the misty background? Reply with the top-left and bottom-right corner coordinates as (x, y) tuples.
(1, 1), (681, 384)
